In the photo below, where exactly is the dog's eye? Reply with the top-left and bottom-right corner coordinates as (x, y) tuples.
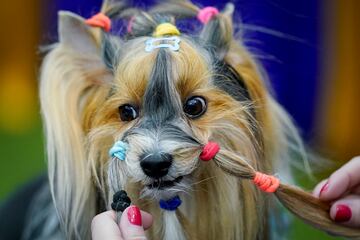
(118, 104), (138, 121)
(183, 96), (207, 118)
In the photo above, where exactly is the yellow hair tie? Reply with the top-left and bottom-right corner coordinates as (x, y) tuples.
(153, 23), (180, 37)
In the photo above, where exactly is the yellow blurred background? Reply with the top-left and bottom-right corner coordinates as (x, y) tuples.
(0, 1), (43, 198)
(316, 0), (360, 161)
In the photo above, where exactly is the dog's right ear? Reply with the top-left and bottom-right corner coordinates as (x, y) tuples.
(58, 11), (99, 55)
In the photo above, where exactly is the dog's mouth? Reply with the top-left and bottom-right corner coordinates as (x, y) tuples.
(146, 176), (183, 189)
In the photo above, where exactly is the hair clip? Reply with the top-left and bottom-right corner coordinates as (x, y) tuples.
(197, 7), (219, 24)
(253, 172), (280, 193)
(112, 190), (131, 212)
(200, 142), (220, 161)
(159, 195), (182, 211)
(153, 23), (180, 37)
(200, 142), (280, 193)
(145, 36), (181, 52)
(127, 16), (135, 34)
(85, 13), (111, 32)
(109, 140), (128, 161)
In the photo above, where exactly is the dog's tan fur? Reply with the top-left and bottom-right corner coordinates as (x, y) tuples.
(39, 3), (303, 240)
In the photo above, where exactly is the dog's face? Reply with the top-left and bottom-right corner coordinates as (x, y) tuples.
(41, 9), (287, 239)
(39, 6), (299, 239)
(87, 36), (261, 200)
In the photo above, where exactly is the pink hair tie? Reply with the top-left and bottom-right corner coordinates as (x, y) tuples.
(200, 142), (220, 161)
(127, 16), (135, 33)
(85, 13), (111, 32)
(253, 172), (280, 193)
(197, 6), (219, 24)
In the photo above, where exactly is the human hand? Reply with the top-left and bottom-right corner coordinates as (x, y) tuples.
(91, 206), (153, 240)
(313, 156), (360, 227)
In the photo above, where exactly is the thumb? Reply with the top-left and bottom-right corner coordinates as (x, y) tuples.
(120, 206), (147, 240)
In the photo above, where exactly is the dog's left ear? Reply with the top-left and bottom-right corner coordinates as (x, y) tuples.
(40, 11), (114, 239)
(59, 11), (121, 71)
(59, 11), (100, 54)
(200, 3), (234, 60)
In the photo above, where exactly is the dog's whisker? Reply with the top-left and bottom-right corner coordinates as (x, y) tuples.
(189, 176), (217, 187)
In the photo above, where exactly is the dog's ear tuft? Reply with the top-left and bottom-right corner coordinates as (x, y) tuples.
(58, 11), (99, 54)
(200, 3), (234, 60)
(102, 35), (122, 71)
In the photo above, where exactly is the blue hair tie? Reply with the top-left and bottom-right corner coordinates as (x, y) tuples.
(109, 141), (128, 161)
(159, 195), (182, 211)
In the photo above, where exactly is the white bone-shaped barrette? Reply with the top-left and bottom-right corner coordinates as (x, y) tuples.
(145, 36), (181, 52)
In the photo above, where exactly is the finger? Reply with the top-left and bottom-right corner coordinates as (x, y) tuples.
(330, 195), (360, 228)
(313, 179), (328, 198)
(91, 211), (122, 240)
(320, 157), (360, 201)
(119, 206), (153, 240)
(140, 210), (153, 230)
(350, 184), (360, 195)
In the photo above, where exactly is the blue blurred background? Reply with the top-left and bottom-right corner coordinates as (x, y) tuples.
(0, 0), (359, 239)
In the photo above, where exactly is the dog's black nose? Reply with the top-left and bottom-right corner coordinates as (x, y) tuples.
(140, 153), (173, 178)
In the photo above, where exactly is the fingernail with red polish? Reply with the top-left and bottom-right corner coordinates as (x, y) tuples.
(320, 182), (329, 195)
(127, 206), (142, 226)
(335, 205), (352, 222)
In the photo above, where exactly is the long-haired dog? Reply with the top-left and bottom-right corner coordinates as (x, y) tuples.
(18, 0), (360, 240)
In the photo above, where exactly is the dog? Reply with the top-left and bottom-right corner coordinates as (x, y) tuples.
(20, 1), (309, 239)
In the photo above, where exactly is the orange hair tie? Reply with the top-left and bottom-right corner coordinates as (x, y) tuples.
(85, 13), (111, 32)
(253, 172), (280, 193)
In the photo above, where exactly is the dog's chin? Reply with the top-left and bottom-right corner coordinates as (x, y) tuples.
(140, 175), (190, 200)
(146, 176), (184, 189)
